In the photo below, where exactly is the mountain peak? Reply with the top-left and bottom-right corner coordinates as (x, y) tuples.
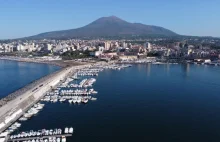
(101, 15), (121, 19)
(106, 15), (121, 19)
(93, 16), (127, 24)
(27, 16), (178, 39)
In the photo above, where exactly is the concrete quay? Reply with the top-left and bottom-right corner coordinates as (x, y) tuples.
(0, 64), (90, 134)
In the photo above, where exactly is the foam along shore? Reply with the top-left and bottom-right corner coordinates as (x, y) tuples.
(0, 63), (90, 134)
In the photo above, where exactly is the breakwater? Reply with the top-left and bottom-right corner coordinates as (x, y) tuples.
(0, 69), (61, 108)
(0, 64), (90, 133)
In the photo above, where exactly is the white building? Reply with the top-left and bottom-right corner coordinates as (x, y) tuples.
(47, 44), (53, 51)
(188, 49), (193, 55)
(104, 42), (110, 50)
(122, 42), (127, 48)
(76, 43), (80, 50)
(17, 44), (24, 51)
(144, 42), (152, 52)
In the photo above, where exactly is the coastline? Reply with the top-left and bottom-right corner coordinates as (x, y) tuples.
(0, 56), (85, 68)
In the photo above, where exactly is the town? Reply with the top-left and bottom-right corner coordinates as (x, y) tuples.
(0, 36), (220, 64)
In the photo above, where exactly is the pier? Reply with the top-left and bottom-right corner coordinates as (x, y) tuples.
(0, 64), (90, 134)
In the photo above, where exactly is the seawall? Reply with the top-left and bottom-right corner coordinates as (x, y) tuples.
(0, 64), (90, 133)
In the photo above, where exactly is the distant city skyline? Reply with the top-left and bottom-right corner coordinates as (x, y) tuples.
(0, 0), (220, 39)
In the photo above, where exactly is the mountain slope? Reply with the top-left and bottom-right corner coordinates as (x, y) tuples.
(28, 16), (178, 39)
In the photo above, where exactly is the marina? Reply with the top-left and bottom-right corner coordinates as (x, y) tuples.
(40, 63), (130, 105)
(1, 63), (220, 141)
(0, 63), (131, 142)
(4, 62), (220, 142)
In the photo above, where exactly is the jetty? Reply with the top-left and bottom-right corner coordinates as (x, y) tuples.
(0, 64), (90, 134)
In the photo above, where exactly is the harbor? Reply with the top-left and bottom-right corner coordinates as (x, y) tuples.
(0, 62), (131, 142)
(1, 63), (220, 141)
(0, 63), (89, 141)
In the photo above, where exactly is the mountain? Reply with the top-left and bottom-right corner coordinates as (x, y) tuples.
(27, 16), (178, 39)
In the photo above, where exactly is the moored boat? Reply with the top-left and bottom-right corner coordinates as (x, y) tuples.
(68, 127), (74, 133)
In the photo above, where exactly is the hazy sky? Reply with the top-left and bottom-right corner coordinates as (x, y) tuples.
(0, 0), (220, 39)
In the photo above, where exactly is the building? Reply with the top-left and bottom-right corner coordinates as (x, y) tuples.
(47, 44), (53, 51)
(104, 42), (111, 50)
(144, 42), (152, 52)
(122, 42), (127, 48)
(188, 49), (193, 55)
(76, 43), (80, 50)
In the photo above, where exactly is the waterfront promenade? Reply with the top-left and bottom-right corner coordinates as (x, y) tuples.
(0, 63), (90, 133)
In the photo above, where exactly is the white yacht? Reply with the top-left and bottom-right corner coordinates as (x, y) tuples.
(72, 98), (77, 103)
(64, 128), (68, 134)
(68, 127), (73, 133)
(61, 136), (66, 142)
(19, 117), (28, 121)
(91, 97), (97, 101)
(14, 122), (21, 127)
(57, 138), (61, 142)
(68, 100), (73, 103)
(76, 97), (81, 103)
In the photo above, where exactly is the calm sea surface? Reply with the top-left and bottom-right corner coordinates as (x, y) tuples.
(2, 62), (220, 142)
(0, 60), (60, 99)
